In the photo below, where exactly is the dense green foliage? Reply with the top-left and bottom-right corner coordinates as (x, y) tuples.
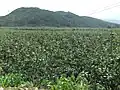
(49, 75), (90, 90)
(0, 73), (32, 87)
(49, 74), (107, 90)
(0, 7), (119, 27)
(0, 28), (120, 90)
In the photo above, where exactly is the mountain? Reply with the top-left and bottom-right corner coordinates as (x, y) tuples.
(0, 7), (119, 27)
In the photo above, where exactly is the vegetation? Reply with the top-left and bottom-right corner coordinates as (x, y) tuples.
(49, 75), (90, 90)
(0, 7), (119, 27)
(0, 73), (31, 87)
(0, 28), (120, 90)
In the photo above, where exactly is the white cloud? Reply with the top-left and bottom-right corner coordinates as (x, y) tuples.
(0, 0), (120, 19)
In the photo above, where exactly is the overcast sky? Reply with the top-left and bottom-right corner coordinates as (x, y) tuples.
(0, 0), (120, 20)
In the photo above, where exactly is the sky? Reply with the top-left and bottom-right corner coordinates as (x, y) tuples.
(0, 0), (120, 20)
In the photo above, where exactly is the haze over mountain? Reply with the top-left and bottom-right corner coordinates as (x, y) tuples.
(104, 19), (120, 24)
(0, 7), (119, 28)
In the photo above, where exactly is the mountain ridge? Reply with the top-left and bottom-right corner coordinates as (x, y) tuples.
(0, 7), (119, 27)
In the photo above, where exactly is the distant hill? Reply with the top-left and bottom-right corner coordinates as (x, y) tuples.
(0, 7), (119, 27)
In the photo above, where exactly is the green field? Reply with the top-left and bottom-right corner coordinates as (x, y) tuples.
(0, 28), (120, 90)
